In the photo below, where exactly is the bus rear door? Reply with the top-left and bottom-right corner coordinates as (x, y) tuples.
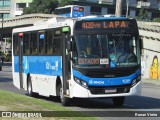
(18, 33), (24, 89)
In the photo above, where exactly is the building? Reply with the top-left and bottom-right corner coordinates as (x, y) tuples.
(0, 0), (10, 19)
(71, 0), (160, 19)
(10, 0), (33, 17)
(0, 0), (11, 53)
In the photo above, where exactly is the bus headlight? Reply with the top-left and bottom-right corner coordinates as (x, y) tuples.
(74, 77), (88, 89)
(131, 76), (141, 87)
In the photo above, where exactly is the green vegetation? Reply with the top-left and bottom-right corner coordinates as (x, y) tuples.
(23, 0), (72, 14)
(136, 8), (150, 21)
(152, 18), (160, 23)
(0, 90), (97, 120)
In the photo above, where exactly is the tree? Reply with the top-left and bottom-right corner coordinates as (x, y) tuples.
(137, 8), (149, 21)
(23, 0), (72, 14)
(58, 0), (72, 7)
(23, 0), (59, 14)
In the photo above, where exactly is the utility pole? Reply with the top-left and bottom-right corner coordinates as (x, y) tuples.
(115, 0), (123, 17)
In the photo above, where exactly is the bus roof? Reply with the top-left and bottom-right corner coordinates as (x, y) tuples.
(80, 16), (132, 21)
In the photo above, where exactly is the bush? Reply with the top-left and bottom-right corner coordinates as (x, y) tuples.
(152, 18), (160, 23)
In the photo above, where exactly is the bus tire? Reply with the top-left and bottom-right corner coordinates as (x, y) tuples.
(58, 84), (70, 106)
(27, 76), (35, 97)
(112, 97), (125, 107)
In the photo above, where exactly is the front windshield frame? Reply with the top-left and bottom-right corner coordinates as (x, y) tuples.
(72, 31), (140, 68)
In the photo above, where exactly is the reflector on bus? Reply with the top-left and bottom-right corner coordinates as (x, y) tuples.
(40, 34), (44, 40)
(18, 33), (23, 37)
(62, 27), (70, 33)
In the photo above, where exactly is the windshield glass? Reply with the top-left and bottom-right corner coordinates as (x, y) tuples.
(72, 33), (140, 68)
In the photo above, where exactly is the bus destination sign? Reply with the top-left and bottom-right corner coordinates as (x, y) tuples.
(82, 21), (127, 29)
(75, 20), (136, 30)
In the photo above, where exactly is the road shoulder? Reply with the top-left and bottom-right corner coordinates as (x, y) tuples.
(142, 78), (160, 86)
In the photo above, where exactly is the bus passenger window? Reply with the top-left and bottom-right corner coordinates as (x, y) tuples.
(13, 35), (18, 55)
(53, 30), (62, 56)
(45, 31), (53, 55)
(30, 33), (37, 55)
(39, 33), (45, 55)
(53, 38), (62, 56)
(23, 34), (29, 55)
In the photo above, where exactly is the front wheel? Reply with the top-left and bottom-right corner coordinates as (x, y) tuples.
(58, 84), (70, 106)
(112, 97), (125, 107)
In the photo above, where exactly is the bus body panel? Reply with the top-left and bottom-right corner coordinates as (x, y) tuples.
(13, 55), (62, 96)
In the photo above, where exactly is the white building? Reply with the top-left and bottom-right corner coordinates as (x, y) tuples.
(10, 0), (32, 17)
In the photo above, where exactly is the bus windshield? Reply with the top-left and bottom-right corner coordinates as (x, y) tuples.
(72, 33), (140, 68)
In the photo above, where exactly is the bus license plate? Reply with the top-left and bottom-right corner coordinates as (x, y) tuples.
(105, 88), (117, 93)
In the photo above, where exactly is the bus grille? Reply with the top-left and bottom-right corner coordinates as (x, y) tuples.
(89, 85), (130, 94)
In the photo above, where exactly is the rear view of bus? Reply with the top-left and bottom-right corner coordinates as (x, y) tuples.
(54, 5), (85, 18)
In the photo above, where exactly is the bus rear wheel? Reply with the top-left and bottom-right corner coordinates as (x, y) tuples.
(112, 97), (125, 107)
(58, 84), (70, 106)
(27, 76), (34, 97)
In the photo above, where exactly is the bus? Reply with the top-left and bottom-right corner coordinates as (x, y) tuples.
(54, 5), (85, 18)
(12, 16), (142, 106)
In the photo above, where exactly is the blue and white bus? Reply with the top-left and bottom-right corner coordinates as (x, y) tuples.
(54, 5), (85, 18)
(12, 16), (142, 106)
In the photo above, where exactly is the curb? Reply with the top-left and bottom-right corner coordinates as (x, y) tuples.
(142, 79), (160, 85)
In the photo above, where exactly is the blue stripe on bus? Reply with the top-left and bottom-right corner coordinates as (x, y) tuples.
(73, 69), (141, 86)
(14, 56), (62, 76)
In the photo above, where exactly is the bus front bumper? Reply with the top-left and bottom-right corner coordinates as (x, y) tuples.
(70, 81), (142, 98)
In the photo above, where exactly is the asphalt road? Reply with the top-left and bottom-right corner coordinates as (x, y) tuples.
(0, 63), (160, 120)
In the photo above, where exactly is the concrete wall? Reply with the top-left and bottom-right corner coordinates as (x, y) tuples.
(138, 21), (160, 80)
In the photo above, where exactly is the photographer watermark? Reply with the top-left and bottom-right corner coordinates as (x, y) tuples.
(1, 112), (42, 118)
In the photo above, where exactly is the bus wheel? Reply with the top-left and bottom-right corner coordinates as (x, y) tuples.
(58, 84), (70, 106)
(112, 97), (125, 107)
(27, 76), (34, 97)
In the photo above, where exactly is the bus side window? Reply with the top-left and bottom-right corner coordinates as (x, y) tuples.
(53, 38), (62, 56)
(45, 30), (53, 55)
(30, 33), (38, 55)
(13, 34), (18, 56)
(39, 33), (45, 55)
(53, 30), (62, 56)
(23, 34), (30, 55)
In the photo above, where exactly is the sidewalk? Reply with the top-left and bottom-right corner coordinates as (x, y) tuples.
(142, 78), (160, 86)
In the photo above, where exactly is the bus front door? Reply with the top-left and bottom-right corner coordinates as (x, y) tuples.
(62, 32), (71, 96)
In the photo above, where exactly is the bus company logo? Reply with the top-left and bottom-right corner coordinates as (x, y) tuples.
(89, 80), (105, 85)
(122, 79), (130, 84)
(94, 81), (104, 85)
